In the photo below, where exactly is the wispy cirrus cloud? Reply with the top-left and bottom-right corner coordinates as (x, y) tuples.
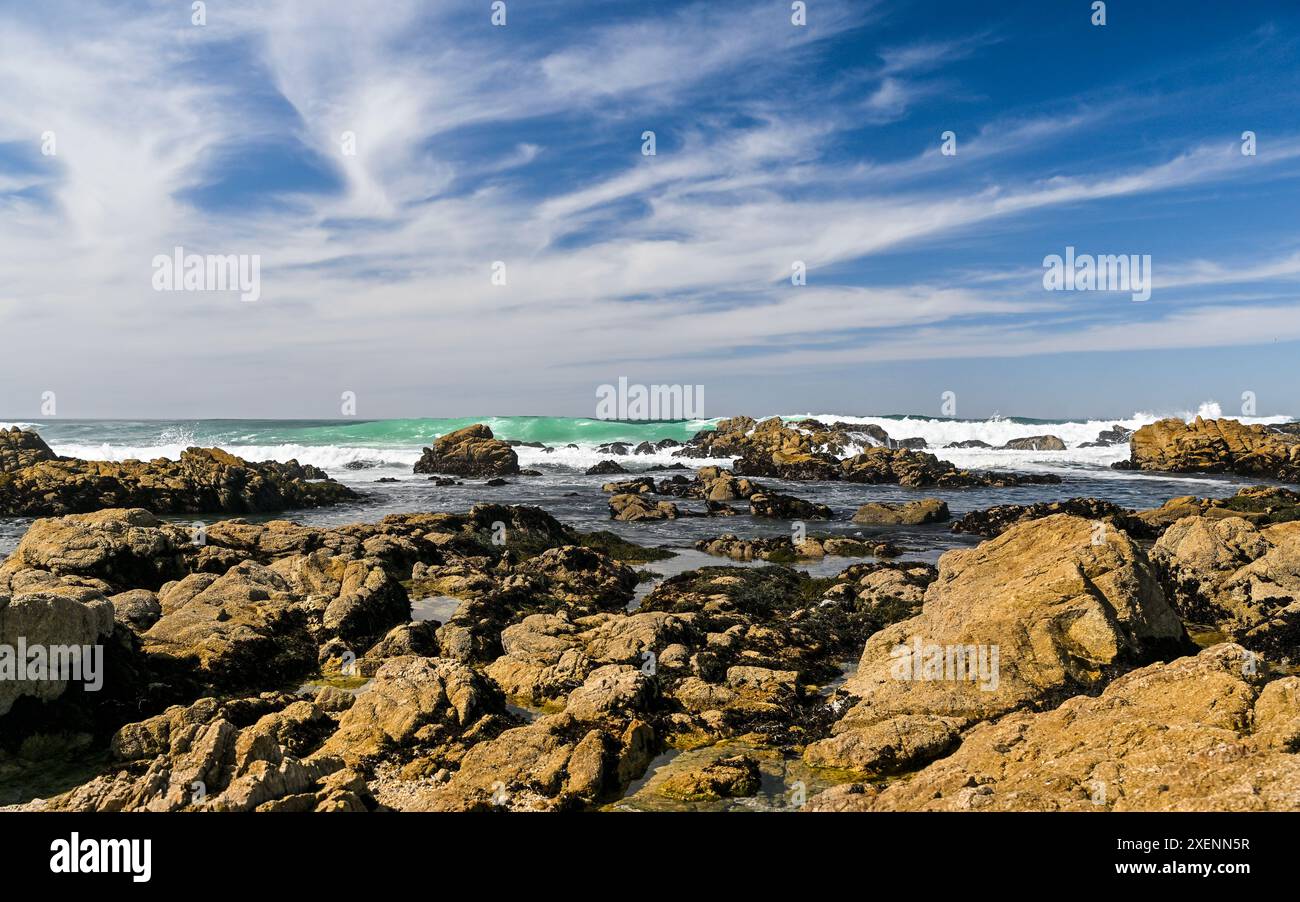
(1, 0), (1299, 417)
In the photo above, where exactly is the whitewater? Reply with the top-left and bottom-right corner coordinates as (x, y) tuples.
(2, 403), (1292, 561)
(2, 402), (1291, 476)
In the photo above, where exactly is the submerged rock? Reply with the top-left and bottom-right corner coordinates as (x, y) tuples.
(852, 498), (949, 526)
(657, 753), (761, 801)
(999, 434), (1066, 451)
(1078, 424), (1133, 447)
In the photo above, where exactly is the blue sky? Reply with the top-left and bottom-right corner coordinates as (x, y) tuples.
(2, 0), (1300, 419)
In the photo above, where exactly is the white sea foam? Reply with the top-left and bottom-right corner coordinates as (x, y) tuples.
(51, 442), (422, 471)
(31, 403), (1294, 479)
(786, 405), (1292, 452)
(513, 446), (733, 470)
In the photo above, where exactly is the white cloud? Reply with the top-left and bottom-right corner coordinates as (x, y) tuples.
(1, 0), (1298, 416)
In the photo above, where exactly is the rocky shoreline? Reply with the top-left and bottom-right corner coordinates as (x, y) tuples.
(2, 416), (1300, 812)
(0, 427), (356, 517)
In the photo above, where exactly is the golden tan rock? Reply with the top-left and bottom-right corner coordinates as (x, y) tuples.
(811, 645), (1300, 811)
(804, 514), (1189, 775)
(1122, 416), (1300, 481)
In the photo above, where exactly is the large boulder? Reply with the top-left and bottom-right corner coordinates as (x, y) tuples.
(411, 666), (656, 811)
(1118, 417), (1300, 482)
(142, 552), (408, 694)
(508, 546), (638, 613)
(694, 533), (898, 563)
(413, 425), (520, 477)
(811, 645), (1300, 811)
(803, 515), (1190, 776)
(485, 611), (696, 704)
(411, 712), (655, 811)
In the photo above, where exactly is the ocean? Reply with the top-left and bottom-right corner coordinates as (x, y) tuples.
(2, 404), (1292, 561)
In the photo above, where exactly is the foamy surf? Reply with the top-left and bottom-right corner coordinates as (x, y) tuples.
(8, 402), (1293, 479)
(789, 403), (1292, 452)
(51, 442), (423, 471)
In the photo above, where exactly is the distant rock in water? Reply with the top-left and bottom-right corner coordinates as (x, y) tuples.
(1078, 424), (1133, 447)
(586, 460), (627, 476)
(677, 415), (870, 461)
(1117, 417), (1300, 482)
(0, 427), (356, 517)
(999, 434), (1066, 451)
(601, 476), (656, 495)
(669, 416), (1058, 486)
(944, 439), (992, 449)
(413, 424), (520, 477)
(835, 448), (1061, 488)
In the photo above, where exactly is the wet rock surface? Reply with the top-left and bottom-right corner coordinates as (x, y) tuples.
(6, 472), (1300, 814)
